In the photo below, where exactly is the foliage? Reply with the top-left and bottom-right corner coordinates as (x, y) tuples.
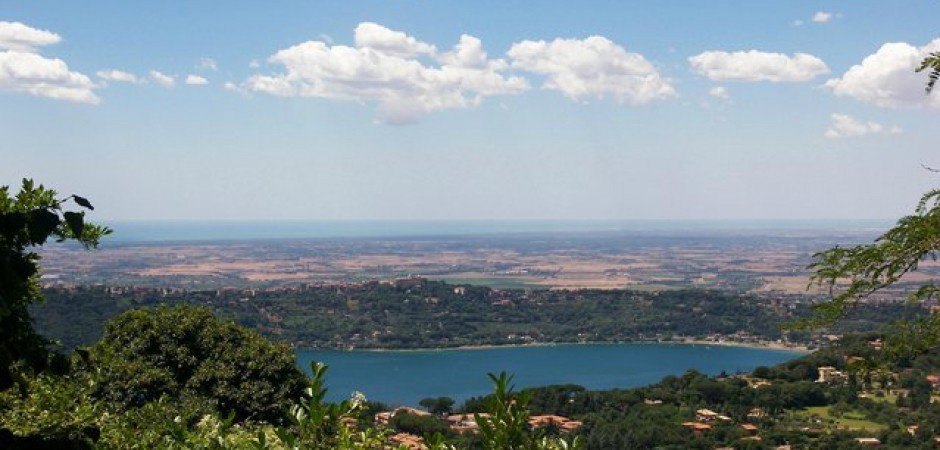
(806, 189), (940, 354)
(390, 411), (452, 438)
(917, 51), (940, 93)
(36, 282), (905, 351)
(88, 304), (307, 423)
(419, 397), (456, 416)
(273, 361), (387, 449)
(801, 46), (940, 356)
(0, 178), (110, 390)
(475, 372), (581, 450)
(0, 371), (98, 448)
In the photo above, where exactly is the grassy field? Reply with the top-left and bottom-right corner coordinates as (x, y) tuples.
(798, 406), (886, 432)
(622, 284), (684, 292)
(430, 277), (542, 290)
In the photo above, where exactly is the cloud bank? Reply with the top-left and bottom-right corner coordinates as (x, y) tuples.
(244, 23), (674, 123)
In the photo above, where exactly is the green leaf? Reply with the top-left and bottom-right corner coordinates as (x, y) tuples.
(64, 211), (85, 238)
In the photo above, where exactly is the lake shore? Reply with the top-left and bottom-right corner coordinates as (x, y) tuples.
(303, 339), (812, 354)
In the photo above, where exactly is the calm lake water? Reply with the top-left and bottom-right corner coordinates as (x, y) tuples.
(296, 343), (803, 406)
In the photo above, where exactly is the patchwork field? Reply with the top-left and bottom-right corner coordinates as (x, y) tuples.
(38, 228), (937, 296)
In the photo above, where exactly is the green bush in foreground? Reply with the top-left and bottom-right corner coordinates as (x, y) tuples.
(89, 305), (307, 424)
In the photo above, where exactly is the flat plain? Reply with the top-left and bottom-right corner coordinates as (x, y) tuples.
(39, 227), (939, 298)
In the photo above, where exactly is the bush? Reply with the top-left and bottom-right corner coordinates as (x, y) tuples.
(88, 305), (306, 423)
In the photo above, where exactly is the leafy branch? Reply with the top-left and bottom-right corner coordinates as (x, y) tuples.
(917, 51), (940, 94)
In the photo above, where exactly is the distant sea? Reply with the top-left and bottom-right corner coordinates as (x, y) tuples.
(99, 220), (890, 244)
(297, 343), (803, 406)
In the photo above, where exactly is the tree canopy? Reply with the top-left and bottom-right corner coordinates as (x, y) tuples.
(88, 304), (307, 423)
(807, 55), (940, 353)
(0, 179), (110, 390)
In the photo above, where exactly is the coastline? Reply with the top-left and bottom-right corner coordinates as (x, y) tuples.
(675, 339), (811, 354)
(298, 339), (812, 354)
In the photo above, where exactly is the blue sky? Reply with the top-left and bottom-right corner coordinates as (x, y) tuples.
(2, 1), (939, 221)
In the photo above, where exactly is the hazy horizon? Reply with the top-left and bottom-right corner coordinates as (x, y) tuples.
(89, 218), (890, 244)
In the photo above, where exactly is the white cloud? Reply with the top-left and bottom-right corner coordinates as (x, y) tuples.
(248, 59), (260, 69)
(96, 69), (139, 84)
(198, 57), (218, 71)
(244, 22), (528, 124)
(812, 11), (833, 23)
(0, 21), (60, 52)
(689, 50), (829, 82)
(0, 51), (99, 103)
(0, 22), (98, 104)
(823, 113), (900, 139)
(185, 74), (208, 85)
(149, 70), (175, 88)
(708, 86), (729, 99)
(825, 39), (940, 108)
(792, 20), (804, 27)
(353, 22), (436, 58)
(507, 36), (676, 104)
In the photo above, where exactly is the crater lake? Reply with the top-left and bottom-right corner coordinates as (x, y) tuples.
(297, 343), (804, 406)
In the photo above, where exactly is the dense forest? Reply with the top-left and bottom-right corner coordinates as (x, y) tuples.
(32, 280), (921, 351)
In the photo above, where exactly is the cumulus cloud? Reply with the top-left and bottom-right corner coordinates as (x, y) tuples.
(708, 86), (729, 99)
(507, 36), (676, 104)
(689, 50), (829, 82)
(96, 69), (139, 84)
(185, 74), (208, 85)
(825, 39), (940, 108)
(0, 21), (60, 51)
(823, 113), (901, 139)
(244, 22), (528, 124)
(354, 22), (436, 58)
(0, 21), (99, 104)
(149, 70), (175, 88)
(812, 12), (833, 23)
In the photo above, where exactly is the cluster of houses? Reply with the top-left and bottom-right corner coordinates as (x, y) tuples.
(374, 407), (583, 449)
(681, 408), (763, 443)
